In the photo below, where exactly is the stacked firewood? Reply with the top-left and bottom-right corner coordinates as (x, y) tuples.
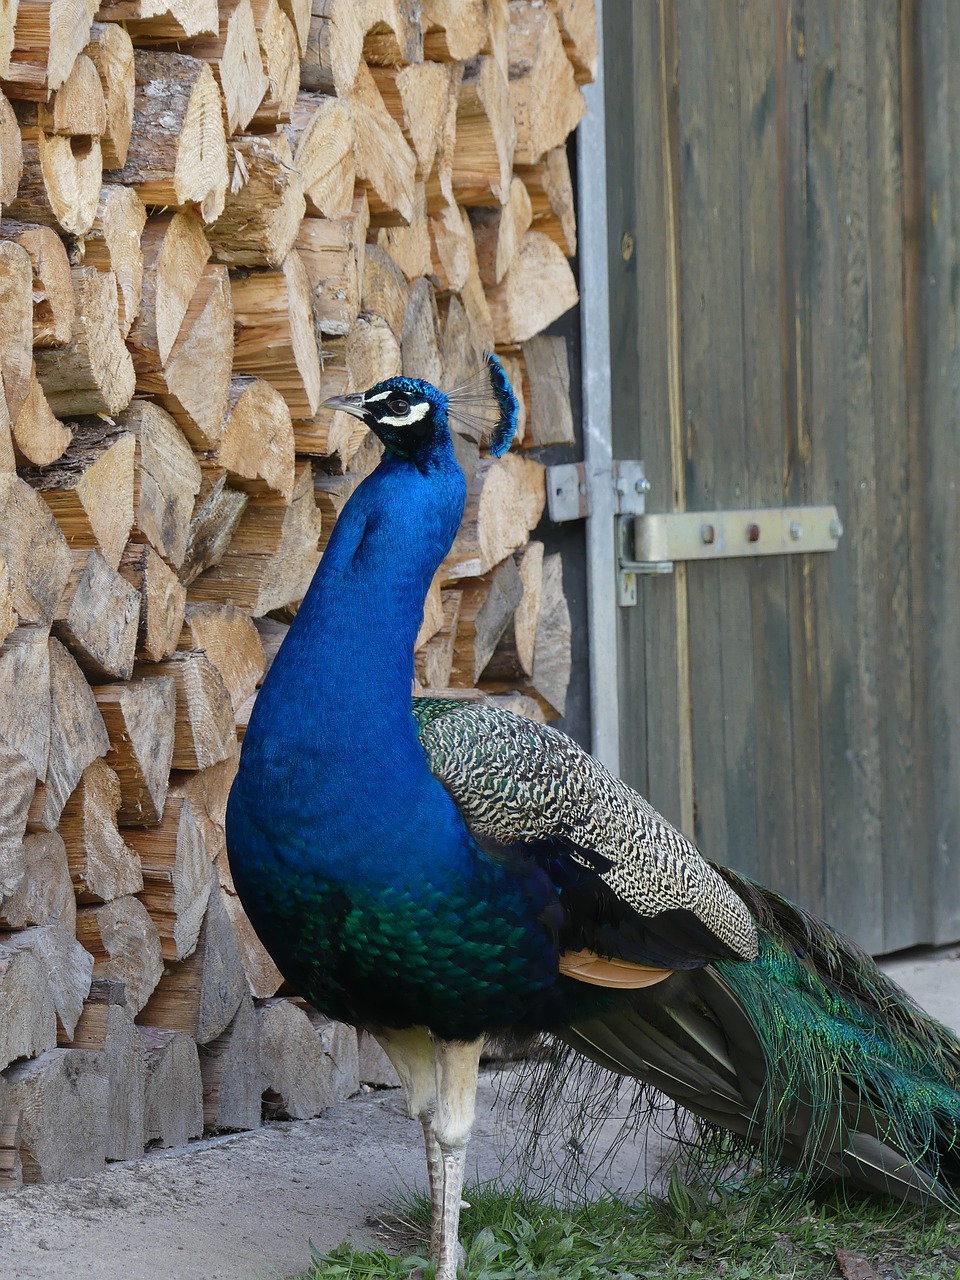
(0, 0), (594, 1186)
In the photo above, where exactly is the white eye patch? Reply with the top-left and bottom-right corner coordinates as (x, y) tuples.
(364, 389), (393, 404)
(377, 400), (431, 428)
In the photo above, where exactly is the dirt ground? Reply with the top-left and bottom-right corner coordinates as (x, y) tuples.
(0, 948), (956, 1280)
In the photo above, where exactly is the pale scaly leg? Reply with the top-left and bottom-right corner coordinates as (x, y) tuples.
(372, 1029), (444, 1256)
(432, 1037), (484, 1280)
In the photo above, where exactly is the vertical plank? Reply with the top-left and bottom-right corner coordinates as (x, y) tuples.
(866, 0), (930, 951)
(921, 0), (960, 943)
(738, 0), (796, 896)
(677, 0), (758, 876)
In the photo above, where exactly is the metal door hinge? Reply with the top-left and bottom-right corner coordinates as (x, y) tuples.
(546, 460), (649, 523)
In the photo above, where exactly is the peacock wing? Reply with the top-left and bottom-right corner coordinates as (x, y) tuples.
(412, 698), (758, 972)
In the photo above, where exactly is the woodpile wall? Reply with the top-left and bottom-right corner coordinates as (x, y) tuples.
(0, 0), (594, 1186)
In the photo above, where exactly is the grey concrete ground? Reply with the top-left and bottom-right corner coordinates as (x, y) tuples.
(0, 947), (957, 1280)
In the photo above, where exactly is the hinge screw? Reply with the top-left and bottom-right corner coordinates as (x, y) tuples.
(746, 523), (761, 543)
(789, 521), (803, 540)
(829, 516), (844, 539)
(700, 523), (715, 544)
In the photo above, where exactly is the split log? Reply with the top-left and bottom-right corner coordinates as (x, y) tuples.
(521, 333), (575, 446)
(118, 400), (202, 570)
(457, 208), (495, 350)
(94, 0), (219, 41)
(83, 22), (135, 167)
(139, 1025), (203, 1148)
(359, 241), (408, 339)
(277, 0), (309, 55)
(189, 461), (321, 615)
(508, 1), (586, 166)
(301, 0), (417, 97)
(207, 130), (304, 267)
(93, 676), (177, 824)
(125, 786), (214, 961)
(370, 61), (461, 187)
(139, 883), (246, 1042)
(137, 263), (234, 449)
(0, 221), (74, 347)
(444, 452), (545, 579)
(62, 979), (145, 1160)
(0, 239), (34, 423)
(230, 251), (321, 418)
(24, 423), (135, 568)
(0, 1081), (22, 1191)
(451, 56), (514, 206)
(551, 0), (599, 84)
(401, 276), (442, 385)
(35, 53), (106, 137)
(357, 1028), (398, 1087)
(295, 192), (369, 337)
(109, 51), (228, 225)
(0, 474), (72, 624)
(58, 758), (144, 903)
(198, 993), (261, 1131)
(11, 367), (71, 466)
(215, 377), (295, 503)
(175, 0), (268, 137)
(449, 556), (523, 686)
(140, 651), (236, 771)
(4, 925), (93, 1040)
(80, 184), (146, 337)
(377, 180), (431, 281)
(526, 551), (570, 718)
(29, 636), (109, 831)
(118, 543), (188, 662)
(516, 143), (576, 256)
(429, 199), (470, 293)
(4, 1049), (108, 1183)
(179, 471), (249, 585)
(258, 998), (357, 1119)
(127, 211), (210, 376)
(0, 831), (75, 932)
(484, 539), (544, 681)
(75, 895), (164, 1014)
(485, 230), (578, 345)
(218, 858), (282, 996)
(350, 58), (416, 226)
(0, 941), (56, 1070)
(34, 266), (136, 415)
(249, 0), (298, 127)
(0, 87), (22, 200)
(471, 175), (533, 286)
(53, 548), (141, 680)
(421, 0), (487, 62)
(0, 628), (51, 894)
(2, 0), (99, 99)
(8, 114), (102, 236)
(178, 602), (265, 710)
(285, 91), (354, 219)
(414, 588), (461, 690)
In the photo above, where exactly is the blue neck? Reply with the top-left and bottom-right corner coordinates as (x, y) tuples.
(236, 438), (468, 879)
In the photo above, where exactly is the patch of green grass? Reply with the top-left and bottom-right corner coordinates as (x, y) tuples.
(295, 1173), (960, 1279)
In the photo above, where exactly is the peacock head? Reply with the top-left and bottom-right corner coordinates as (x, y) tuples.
(322, 353), (519, 464)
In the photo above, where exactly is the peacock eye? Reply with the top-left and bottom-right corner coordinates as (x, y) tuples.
(387, 394), (410, 417)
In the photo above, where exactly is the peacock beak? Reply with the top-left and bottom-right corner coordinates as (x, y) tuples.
(322, 392), (367, 420)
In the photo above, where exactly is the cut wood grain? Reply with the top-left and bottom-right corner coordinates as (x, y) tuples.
(377, 180), (432, 280)
(53, 548), (141, 680)
(0, 87), (22, 200)
(429, 199), (470, 292)
(249, 0), (298, 127)
(422, 0), (487, 62)
(126, 785), (214, 961)
(198, 992), (261, 1131)
(0, 831), (75, 932)
(189, 460), (321, 615)
(178, 602), (265, 710)
(350, 57), (416, 226)
(0, 630), (51, 892)
(485, 230), (578, 344)
(0, 239), (34, 423)
(484, 539), (544, 680)
(8, 114), (102, 236)
(127, 210), (210, 376)
(179, 471), (248, 586)
(75, 895), (164, 1014)
(230, 251), (321, 418)
(4, 924), (93, 1041)
(118, 543), (187, 662)
(94, 0), (219, 41)
(34, 266), (135, 415)
(58, 758), (144, 903)
(359, 240), (408, 338)
(4, 1048), (108, 1183)
(370, 60), (461, 186)
(140, 650), (236, 771)
(36, 53), (106, 137)
(471, 175), (532, 286)
(93, 676), (177, 825)
(207, 130), (304, 268)
(516, 144), (576, 255)
(80, 184), (146, 337)
(508, 0), (586, 165)
(0, 221), (74, 347)
(118, 400), (203, 570)
(110, 51), (228, 224)
(0, 474), (72, 625)
(551, 0), (599, 84)
(401, 275), (442, 385)
(65, 981), (145, 1160)
(444, 453), (546, 579)
(451, 56), (514, 206)
(521, 333), (574, 446)
(295, 194), (368, 337)
(83, 22), (135, 167)
(11, 367), (71, 466)
(450, 556), (523, 686)
(484, 549), (571, 720)
(414, 587), (461, 689)
(170, 0), (267, 137)
(215, 377), (294, 502)
(0, 942), (56, 1071)
(257, 998), (354, 1120)
(139, 1025), (203, 1148)
(2, 0), (99, 99)
(285, 91), (354, 219)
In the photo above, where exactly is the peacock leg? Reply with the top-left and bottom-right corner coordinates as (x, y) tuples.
(421, 1118), (444, 1257)
(432, 1037), (484, 1280)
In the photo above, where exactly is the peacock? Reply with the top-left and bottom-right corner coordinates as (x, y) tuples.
(225, 355), (960, 1280)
